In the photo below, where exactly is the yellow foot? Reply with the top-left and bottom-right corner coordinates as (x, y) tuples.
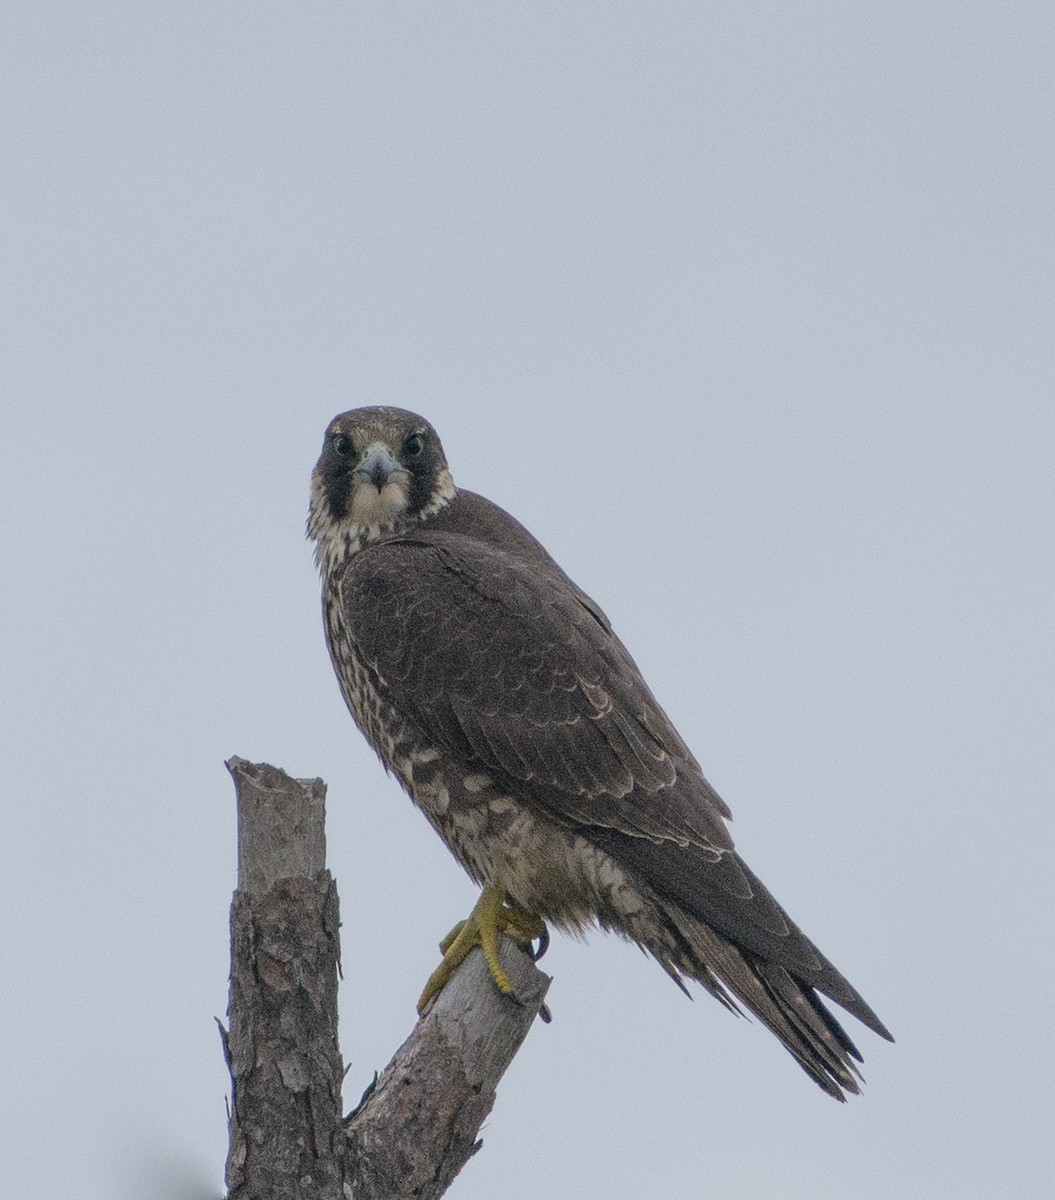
(416, 885), (548, 1015)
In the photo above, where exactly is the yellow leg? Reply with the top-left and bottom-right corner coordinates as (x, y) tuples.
(417, 885), (547, 1015)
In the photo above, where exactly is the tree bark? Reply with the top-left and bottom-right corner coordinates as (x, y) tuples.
(344, 939), (549, 1200)
(223, 758), (344, 1200)
(221, 758), (550, 1200)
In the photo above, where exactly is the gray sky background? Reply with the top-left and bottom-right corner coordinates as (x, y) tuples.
(3, 5), (1053, 1198)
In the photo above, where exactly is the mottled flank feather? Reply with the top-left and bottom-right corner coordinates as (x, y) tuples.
(310, 407), (892, 1100)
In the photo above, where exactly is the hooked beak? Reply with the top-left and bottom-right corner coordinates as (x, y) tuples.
(354, 442), (405, 489)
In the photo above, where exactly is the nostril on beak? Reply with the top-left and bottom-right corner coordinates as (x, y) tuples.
(356, 444), (401, 489)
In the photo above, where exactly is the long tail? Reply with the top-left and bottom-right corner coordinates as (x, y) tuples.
(650, 901), (887, 1100)
(587, 829), (893, 1099)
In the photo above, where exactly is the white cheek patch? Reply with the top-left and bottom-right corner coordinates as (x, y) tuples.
(350, 478), (410, 527)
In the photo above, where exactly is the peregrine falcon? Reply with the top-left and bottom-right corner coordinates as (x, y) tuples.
(308, 406), (892, 1100)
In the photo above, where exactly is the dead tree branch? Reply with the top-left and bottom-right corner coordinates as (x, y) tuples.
(222, 759), (344, 1200)
(344, 938), (549, 1200)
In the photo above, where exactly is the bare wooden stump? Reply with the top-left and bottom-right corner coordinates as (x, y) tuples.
(221, 758), (550, 1200)
(222, 758), (344, 1200)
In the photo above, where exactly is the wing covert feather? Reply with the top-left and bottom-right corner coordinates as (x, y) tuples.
(339, 534), (733, 854)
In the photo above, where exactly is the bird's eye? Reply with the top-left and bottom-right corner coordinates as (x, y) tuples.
(403, 433), (425, 458)
(332, 434), (353, 457)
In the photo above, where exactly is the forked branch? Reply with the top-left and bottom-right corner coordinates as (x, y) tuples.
(221, 758), (550, 1200)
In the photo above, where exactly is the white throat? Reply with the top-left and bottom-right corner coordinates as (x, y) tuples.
(349, 476), (411, 528)
(309, 467), (456, 575)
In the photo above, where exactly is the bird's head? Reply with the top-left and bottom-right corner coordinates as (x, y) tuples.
(308, 407), (455, 565)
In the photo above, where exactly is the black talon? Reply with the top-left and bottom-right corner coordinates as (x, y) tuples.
(530, 927), (550, 962)
(538, 1003), (552, 1024)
